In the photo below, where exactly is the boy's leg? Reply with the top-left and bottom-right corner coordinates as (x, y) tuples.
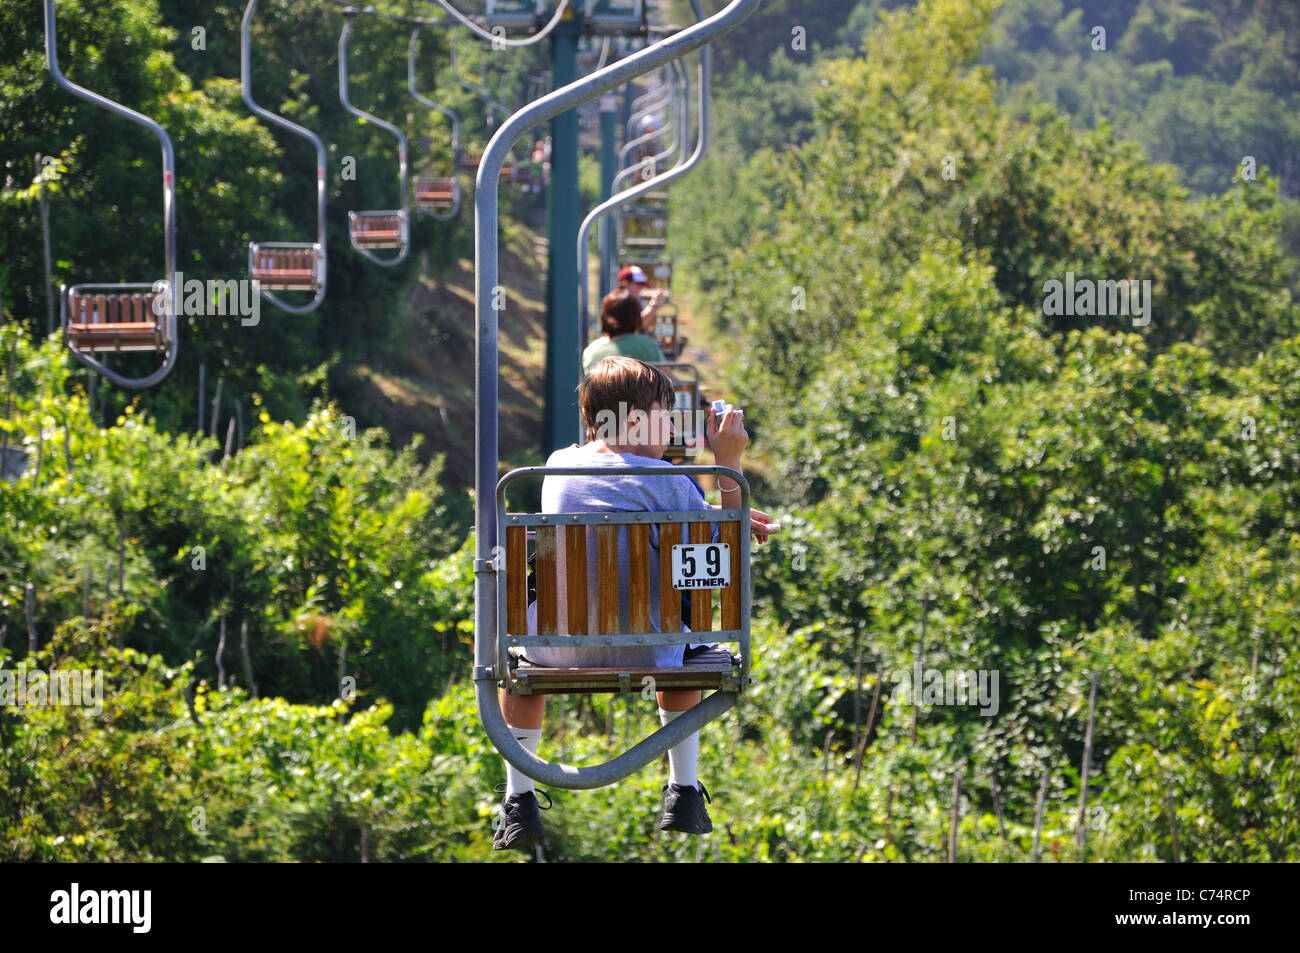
(657, 689), (701, 787)
(501, 690), (545, 795)
(657, 689), (712, 834)
(495, 690), (549, 851)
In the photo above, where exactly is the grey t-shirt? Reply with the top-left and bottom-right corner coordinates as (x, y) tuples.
(525, 443), (717, 669)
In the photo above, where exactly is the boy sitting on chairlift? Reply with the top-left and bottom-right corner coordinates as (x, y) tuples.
(494, 356), (776, 850)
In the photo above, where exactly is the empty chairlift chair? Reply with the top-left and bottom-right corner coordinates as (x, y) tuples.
(63, 286), (169, 354)
(339, 11), (408, 265)
(408, 26), (462, 220)
(414, 176), (459, 215)
(652, 304), (681, 358)
(242, 0), (327, 313)
(620, 205), (668, 253)
(248, 243), (322, 293)
(44, 0), (178, 388)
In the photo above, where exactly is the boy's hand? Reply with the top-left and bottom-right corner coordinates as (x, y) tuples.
(707, 403), (748, 465)
(749, 506), (780, 544)
(712, 504), (780, 543)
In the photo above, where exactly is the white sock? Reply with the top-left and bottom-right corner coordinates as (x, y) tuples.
(505, 726), (542, 796)
(658, 708), (698, 788)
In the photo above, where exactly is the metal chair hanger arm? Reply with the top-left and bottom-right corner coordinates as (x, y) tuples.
(339, 13), (409, 265)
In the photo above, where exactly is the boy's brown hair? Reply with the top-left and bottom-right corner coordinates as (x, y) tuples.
(600, 290), (643, 338)
(579, 357), (675, 443)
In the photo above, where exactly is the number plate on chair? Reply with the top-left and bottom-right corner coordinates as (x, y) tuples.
(672, 544), (731, 589)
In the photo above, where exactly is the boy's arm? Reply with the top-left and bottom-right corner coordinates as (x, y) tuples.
(707, 405), (747, 514)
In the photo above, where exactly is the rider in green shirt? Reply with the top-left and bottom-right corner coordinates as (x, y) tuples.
(582, 289), (665, 374)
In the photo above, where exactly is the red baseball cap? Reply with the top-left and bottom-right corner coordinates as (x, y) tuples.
(618, 265), (649, 284)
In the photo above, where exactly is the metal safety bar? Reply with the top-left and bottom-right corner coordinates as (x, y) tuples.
(611, 57), (688, 197)
(474, 0), (762, 791)
(339, 11), (409, 266)
(44, 0), (178, 388)
(578, 0), (712, 352)
(615, 62), (684, 186)
(241, 0), (328, 315)
(409, 24), (461, 220)
(624, 86), (673, 145)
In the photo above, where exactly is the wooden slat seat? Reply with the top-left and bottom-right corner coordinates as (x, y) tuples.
(349, 213), (405, 249)
(250, 246), (319, 291)
(65, 291), (165, 353)
(624, 236), (668, 250)
(415, 175), (458, 209)
(513, 648), (737, 695)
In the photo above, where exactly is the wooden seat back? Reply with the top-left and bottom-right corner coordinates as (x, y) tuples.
(496, 472), (751, 697)
(251, 246), (315, 277)
(65, 288), (165, 353)
(506, 516), (743, 638)
(349, 212), (405, 249)
(414, 176), (458, 208)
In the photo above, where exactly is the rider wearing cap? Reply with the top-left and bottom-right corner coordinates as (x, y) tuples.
(619, 265), (668, 333)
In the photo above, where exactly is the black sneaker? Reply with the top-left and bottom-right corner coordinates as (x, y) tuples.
(659, 781), (713, 835)
(492, 784), (551, 850)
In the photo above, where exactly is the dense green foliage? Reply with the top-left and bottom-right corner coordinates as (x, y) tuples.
(2, 0), (1298, 862)
(670, 0), (1300, 861)
(1, 329), (469, 733)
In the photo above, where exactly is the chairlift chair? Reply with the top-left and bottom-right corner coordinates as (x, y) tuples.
(63, 285), (170, 354)
(621, 255), (673, 296)
(339, 11), (409, 265)
(476, 0), (763, 792)
(408, 25), (461, 220)
(242, 0), (327, 313)
(652, 303), (680, 358)
(620, 205), (668, 252)
(43, 0), (178, 388)
(653, 361), (702, 459)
